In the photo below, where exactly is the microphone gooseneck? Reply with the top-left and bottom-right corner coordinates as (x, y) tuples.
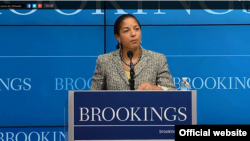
(127, 51), (135, 90)
(127, 51), (133, 68)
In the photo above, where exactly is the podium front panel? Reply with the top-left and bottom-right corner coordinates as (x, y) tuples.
(68, 90), (196, 141)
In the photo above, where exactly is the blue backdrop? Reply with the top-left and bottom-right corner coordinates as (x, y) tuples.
(0, 8), (250, 140)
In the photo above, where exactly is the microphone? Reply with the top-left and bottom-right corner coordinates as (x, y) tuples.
(127, 51), (135, 90)
(127, 51), (133, 59)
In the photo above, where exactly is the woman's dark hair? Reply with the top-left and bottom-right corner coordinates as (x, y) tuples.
(114, 14), (141, 49)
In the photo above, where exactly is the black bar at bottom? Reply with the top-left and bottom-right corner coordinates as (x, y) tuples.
(0, 4), (25, 9)
(175, 125), (250, 141)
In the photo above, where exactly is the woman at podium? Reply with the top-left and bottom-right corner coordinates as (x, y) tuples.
(91, 14), (176, 91)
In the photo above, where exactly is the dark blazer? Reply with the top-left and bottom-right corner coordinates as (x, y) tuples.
(90, 47), (177, 90)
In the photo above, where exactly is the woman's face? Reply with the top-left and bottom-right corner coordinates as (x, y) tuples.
(116, 17), (141, 50)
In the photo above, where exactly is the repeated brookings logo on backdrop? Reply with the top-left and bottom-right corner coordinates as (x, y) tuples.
(173, 77), (250, 90)
(0, 77), (248, 91)
(53, 77), (250, 90)
(0, 78), (31, 91)
(0, 128), (65, 141)
(55, 77), (92, 91)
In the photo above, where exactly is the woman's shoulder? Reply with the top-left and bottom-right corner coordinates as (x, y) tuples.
(144, 49), (166, 60)
(96, 50), (119, 62)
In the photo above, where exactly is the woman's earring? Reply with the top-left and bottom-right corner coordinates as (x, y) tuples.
(119, 42), (121, 48)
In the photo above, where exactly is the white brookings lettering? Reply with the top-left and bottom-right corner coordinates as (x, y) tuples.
(79, 107), (187, 122)
(0, 1), (250, 15)
(0, 131), (65, 141)
(55, 78), (92, 90)
(54, 77), (250, 90)
(0, 78), (31, 91)
(173, 77), (250, 90)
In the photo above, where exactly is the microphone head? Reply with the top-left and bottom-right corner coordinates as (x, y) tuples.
(127, 51), (133, 59)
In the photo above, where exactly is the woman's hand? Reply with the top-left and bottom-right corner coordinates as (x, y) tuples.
(137, 82), (162, 90)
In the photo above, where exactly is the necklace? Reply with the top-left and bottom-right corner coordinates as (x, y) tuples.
(120, 46), (142, 67)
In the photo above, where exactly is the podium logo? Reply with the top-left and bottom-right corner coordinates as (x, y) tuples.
(0, 131), (64, 141)
(0, 78), (31, 91)
(173, 77), (250, 90)
(79, 107), (187, 122)
(55, 78), (92, 90)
